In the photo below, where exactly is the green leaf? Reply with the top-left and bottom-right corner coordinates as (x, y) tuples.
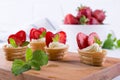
(9, 38), (18, 48)
(94, 37), (102, 46)
(26, 48), (33, 62)
(52, 34), (59, 42)
(40, 31), (46, 38)
(117, 39), (120, 48)
(12, 59), (31, 76)
(79, 15), (88, 25)
(11, 49), (48, 76)
(30, 50), (48, 70)
(22, 41), (29, 47)
(102, 33), (115, 49)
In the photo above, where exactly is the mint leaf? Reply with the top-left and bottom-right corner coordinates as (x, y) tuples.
(94, 37), (102, 45)
(40, 31), (46, 38)
(30, 50), (48, 70)
(52, 34), (59, 42)
(117, 40), (120, 48)
(9, 38), (18, 48)
(26, 48), (32, 62)
(12, 59), (31, 76)
(11, 49), (48, 76)
(102, 33), (116, 49)
(22, 41), (29, 47)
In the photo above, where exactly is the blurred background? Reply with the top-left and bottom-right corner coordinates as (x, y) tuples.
(0, 0), (120, 41)
(0, 0), (120, 79)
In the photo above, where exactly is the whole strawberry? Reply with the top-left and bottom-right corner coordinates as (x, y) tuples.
(87, 17), (100, 25)
(64, 14), (79, 24)
(77, 6), (92, 19)
(92, 10), (106, 23)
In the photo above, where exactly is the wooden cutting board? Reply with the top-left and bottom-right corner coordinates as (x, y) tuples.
(0, 49), (120, 80)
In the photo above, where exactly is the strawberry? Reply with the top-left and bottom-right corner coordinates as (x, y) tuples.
(8, 30), (26, 46)
(64, 14), (79, 24)
(45, 31), (54, 47)
(92, 10), (106, 23)
(29, 27), (47, 40)
(16, 30), (26, 42)
(77, 6), (92, 19)
(88, 32), (100, 46)
(56, 31), (66, 44)
(87, 17), (100, 25)
(29, 28), (36, 40)
(76, 32), (88, 49)
(38, 27), (47, 33)
(33, 30), (42, 39)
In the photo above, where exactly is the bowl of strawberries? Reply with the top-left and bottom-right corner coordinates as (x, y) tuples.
(60, 5), (112, 52)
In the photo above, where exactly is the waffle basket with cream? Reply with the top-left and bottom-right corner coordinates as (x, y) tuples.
(29, 27), (47, 52)
(45, 31), (68, 60)
(3, 30), (29, 61)
(77, 32), (106, 66)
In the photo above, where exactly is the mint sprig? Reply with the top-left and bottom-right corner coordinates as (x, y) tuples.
(11, 48), (48, 76)
(21, 41), (29, 47)
(94, 37), (102, 46)
(52, 34), (59, 42)
(102, 33), (120, 49)
(9, 38), (18, 48)
(40, 31), (46, 38)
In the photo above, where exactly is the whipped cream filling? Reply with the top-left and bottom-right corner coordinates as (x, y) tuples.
(5, 44), (13, 48)
(81, 43), (102, 52)
(49, 42), (67, 48)
(31, 38), (45, 42)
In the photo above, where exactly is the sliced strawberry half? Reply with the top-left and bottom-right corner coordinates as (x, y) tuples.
(56, 31), (66, 44)
(76, 32), (88, 49)
(45, 31), (54, 47)
(33, 30), (42, 39)
(88, 32), (100, 46)
(8, 34), (23, 46)
(38, 27), (47, 33)
(16, 30), (26, 42)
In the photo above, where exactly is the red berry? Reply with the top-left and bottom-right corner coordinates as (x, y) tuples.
(8, 30), (26, 46)
(45, 31), (54, 47)
(64, 14), (79, 24)
(92, 10), (106, 22)
(16, 30), (26, 42)
(76, 32), (88, 49)
(33, 30), (42, 39)
(38, 27), (47, 33)
(56, 31), (66, 44)
(77, 6), (92, 19)
(87, 17), (100, 25)
(88, 32), (100, 46)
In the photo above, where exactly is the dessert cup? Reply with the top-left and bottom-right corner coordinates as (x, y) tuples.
(3, 45), (28, 61)
(30, 41), (46, 52)
(78, 49), (106, 66)
(45, 45), (69, 61)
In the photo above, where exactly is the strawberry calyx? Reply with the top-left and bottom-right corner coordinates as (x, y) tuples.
(79, 15), (89, 24)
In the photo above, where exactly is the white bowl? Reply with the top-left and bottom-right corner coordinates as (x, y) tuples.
(60, 24), (112, 52)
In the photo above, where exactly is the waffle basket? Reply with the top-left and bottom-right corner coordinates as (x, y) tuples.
(78, 49), (106, 66)
(30, 41), (46, 52)
(45, 45), (69, 61)
(3, 45), (28, 61)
